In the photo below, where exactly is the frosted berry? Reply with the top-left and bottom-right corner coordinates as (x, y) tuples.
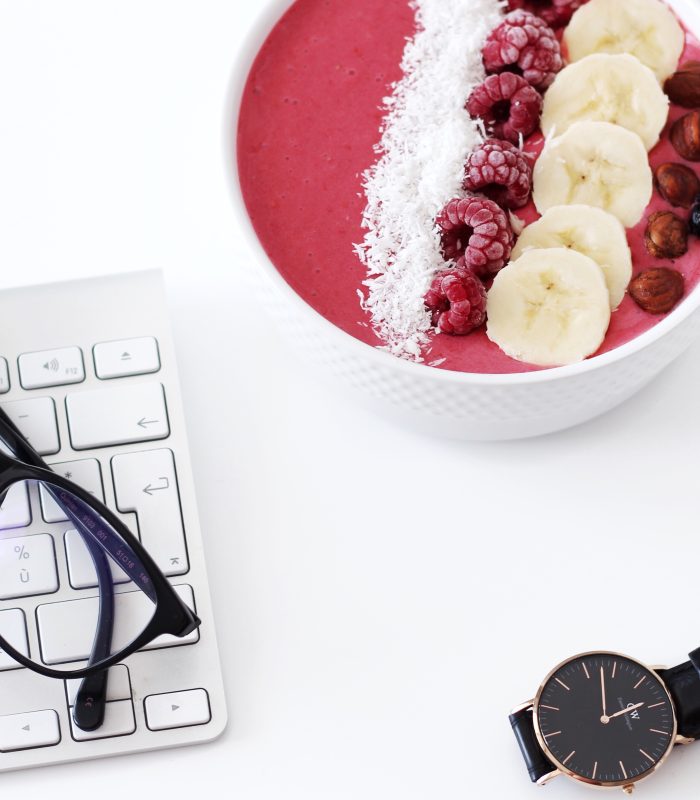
(424, 268), (488, 335)
(464, 139), (532, 210)
(483, 11), (563, 91)
(436, 195), (514, 278)
(506, 0), (589, 28)
(467, 73), (542, 145)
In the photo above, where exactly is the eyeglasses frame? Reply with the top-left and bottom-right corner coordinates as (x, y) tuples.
(0, 406), (200, 681)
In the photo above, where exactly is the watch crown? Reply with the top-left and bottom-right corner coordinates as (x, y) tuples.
(622, 785), (635, 795)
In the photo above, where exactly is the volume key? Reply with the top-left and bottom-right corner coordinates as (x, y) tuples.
(19, 347), (85, 389)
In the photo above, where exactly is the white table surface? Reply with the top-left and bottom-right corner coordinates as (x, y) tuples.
(1, 1), (699, 797)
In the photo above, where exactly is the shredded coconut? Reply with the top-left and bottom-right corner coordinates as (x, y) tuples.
(354, 0), (503, 361)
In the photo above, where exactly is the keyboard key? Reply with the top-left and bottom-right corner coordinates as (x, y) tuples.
(70, 700), (135, 741)
(112, 449), (188, 576)
(66, 383), (169, 450)
(0, 609), (29, 671)
(65, 665), (131, 706)
(1, 397), (60, 455)
(0, 534), (58, 600)
(144, 689), (210, 731)
(64, 530), (131, 590)
(40, 459), (104, 523)
(94, 337), (160, 379)
(19, 347), (85, 390)
(0, 482), (31, 530)
(36, 584), (198, 665)
(0, 358), (9, 393)
(0, 710), (60, 752)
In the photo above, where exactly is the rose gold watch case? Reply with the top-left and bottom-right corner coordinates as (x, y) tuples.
(532, 651), (678, 791)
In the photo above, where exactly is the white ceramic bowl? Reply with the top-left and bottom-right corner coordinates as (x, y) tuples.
(228, 0), (700, 441)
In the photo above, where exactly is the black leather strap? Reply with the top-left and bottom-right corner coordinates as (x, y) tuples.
(509, 706), (556, 782)
(658, 651), (700, 740)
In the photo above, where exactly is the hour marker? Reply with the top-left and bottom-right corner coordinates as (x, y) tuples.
(555, 678), (570, 691)
(563, 751), (575, 765)
(634, 676), (646, 690)
(582, 663), (590, 679)
(612, 662), (617, 679)
(540, 705), (560, 711)
(650, 729), (669, 736)
(648, 702), (665, 709)
(592, 762), (598, 780)
(545, 731), (562, 738)
(640, 749), (654, 763)
(620, 761), (628, 780)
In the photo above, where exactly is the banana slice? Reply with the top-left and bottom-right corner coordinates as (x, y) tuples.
(541, 54), (669, 151)
(564, 0), (684, 83)
(486, 248), (611, 367)
(511, 205), (632, 309)
(532, 121), (652, 228)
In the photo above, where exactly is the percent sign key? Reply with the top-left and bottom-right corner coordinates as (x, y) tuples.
(14, 545), (30, 560)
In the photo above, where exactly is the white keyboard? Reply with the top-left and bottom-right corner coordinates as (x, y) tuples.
(0, 270), (226, 771)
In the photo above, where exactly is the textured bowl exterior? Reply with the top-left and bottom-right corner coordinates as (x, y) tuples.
(254, 265), (700, 440)
(228, 0), (700, 441)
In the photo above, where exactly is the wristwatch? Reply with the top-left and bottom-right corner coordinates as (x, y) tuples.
(510, 649), (700, 793)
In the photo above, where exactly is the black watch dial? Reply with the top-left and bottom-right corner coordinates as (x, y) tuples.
(535, 653), (676, 786)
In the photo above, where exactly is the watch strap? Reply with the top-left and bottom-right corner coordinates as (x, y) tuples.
(658, 651), (700, 740)
(509, 706), (556, 783)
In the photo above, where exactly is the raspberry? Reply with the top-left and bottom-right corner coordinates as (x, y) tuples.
(464, 139), (532, 210)
(483, 11), (563, 91)
(466, 73), (542, 145)
(506, 0), (589, 28)
(436, 195), (513, 278)
(424, 268), (488, 335)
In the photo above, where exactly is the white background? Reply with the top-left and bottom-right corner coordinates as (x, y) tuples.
(0, 1), (699, 798)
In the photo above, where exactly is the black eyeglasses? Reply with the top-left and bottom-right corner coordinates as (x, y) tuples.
(0, 406), (200, 731)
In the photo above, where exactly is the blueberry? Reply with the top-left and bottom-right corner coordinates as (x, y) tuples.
(690, 195), (700, 237)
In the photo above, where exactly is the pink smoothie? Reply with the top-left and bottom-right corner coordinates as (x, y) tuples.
(238, 0), (700, 374)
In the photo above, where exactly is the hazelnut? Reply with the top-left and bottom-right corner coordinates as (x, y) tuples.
(671, 111), (700, 161)
(665, 61), (700, 108)
(654, 163), (700, 208)
(629, 268), (685, 314)
(644, 211), (688, 259)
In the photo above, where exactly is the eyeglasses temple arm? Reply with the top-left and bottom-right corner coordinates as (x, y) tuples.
(43, 485), (118, 731)
(72, 538), (115, 732)
(49, 489), (157, 601)
(44, 486), (149, 733)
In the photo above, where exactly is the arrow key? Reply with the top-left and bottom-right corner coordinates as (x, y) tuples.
(0, 710), (60, 752)
(144, 689), (211, 731)
(66, 383), (169, 450)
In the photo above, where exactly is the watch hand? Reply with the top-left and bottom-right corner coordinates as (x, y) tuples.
(600, 667), (609, 723)
(608, 703), (645, 720)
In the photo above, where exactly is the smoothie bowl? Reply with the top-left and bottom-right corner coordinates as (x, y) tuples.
(230, 0), (700, 440)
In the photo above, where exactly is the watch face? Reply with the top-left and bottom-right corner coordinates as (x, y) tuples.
(535, 653), (677, 787)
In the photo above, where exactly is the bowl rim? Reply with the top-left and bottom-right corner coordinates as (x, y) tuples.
(224, 0), (700, 387)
